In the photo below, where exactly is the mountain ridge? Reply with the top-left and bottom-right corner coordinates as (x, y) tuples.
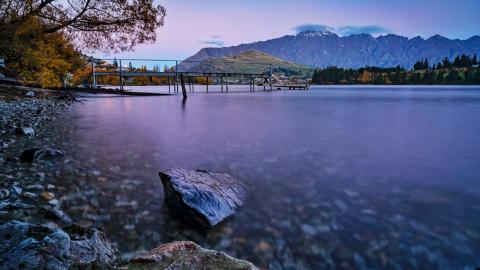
(188, 50), (312, 75)
(182, 31), (480, 69)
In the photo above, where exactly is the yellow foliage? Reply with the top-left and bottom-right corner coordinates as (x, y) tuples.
(2, 17), (84, 88)
(359, 71), (373, 84)
(195, 77), (212, 85)
(133, 76), (150, 85)
(151, 77), (163, 85)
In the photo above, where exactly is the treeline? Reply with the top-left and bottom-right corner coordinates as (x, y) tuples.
(312, 54), (480, 85)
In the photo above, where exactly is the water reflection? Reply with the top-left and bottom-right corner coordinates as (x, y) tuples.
(52, 86), (480, 269)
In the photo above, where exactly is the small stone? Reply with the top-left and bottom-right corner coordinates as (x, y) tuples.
(123, 224), (135, 230)
(220, 238), (231, 248)
(20, 148), (66, 162)
(40, 191), (55, 201)
(48, 199), (60, 206)
(44, 210), (72, 225)
(301, 224), (317, 236)
(24, 90), (35, 97)
(0, 188), (9, 200)
(361, 209), (377, 215)
(26, 184), (44, 192)
(255, 241), (271, 252)
(15, 127), (35, 136)
(22, 192), (38, 199)
(12, 186), (22, 195)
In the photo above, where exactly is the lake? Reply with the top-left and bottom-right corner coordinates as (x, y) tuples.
(52, 86), (480, 269)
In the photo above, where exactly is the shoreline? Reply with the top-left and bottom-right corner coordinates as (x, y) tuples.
(0, 87), (78, 223)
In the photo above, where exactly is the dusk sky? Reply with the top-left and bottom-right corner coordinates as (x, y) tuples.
(100, 0), (480, 61)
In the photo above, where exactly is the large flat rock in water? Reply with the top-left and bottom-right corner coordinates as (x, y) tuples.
(159, 169), (247, 228)
(128, 241), (258, 270)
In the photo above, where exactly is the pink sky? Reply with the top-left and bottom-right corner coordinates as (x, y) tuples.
(97, 0), (480, 61)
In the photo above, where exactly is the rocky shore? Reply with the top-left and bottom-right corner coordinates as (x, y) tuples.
(0, 87), (76, 228)
(0, 85), (258, 269)
(0, 86), (118, 268)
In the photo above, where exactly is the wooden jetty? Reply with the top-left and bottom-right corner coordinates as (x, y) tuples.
(72, 57), (310, 95)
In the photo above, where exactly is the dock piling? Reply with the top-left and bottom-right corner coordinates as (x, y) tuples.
(180, 74), (187, 100)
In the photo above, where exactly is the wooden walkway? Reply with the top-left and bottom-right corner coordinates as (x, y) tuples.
(74, 57), (310, 94)
(89, 70), (275, 93)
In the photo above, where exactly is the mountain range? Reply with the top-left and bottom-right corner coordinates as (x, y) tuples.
(182, 30), (480, 69)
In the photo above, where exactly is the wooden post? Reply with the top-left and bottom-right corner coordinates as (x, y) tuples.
(92, 61), (97, 89)
(226, 75), (229, 92)
(206, 76), (209, 93)
(168, 77), (171, 93)
(175, 61), (178, 93)
(119, 59), (123, 91)
(180, 74), (187, 100)
(270, 64), (273, 91)
(224, 62), (228, 92)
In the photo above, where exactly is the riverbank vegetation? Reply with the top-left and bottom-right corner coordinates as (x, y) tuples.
(311, 54), (480, 85)
(0, 0), (166, 88)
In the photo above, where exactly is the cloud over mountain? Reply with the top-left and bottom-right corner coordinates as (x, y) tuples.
(293, 23), (390, 37)
(198, 36), (225, 47)
(293, 24), (335, 34)
(337, 25), (391, 36)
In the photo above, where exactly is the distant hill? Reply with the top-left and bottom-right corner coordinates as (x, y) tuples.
(185, 50), (312, 75)
(182, 30), (480, 69)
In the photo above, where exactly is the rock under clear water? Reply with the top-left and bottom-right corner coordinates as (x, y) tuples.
(159, 168), (248, 229)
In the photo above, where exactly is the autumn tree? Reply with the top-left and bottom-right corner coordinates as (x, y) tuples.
(0, 0), (166, 87)
(359, 70), (373, 84)
(0, 0), (166, 52)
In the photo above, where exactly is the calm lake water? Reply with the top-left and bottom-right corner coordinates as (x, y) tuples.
(52, 86), (480, 269)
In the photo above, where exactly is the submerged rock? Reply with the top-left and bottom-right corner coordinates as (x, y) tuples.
(159, 169), (247, 228)
(0, 220), (119, 269)
(20, 148), (66, 162)
(128, 241), (258, 270)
